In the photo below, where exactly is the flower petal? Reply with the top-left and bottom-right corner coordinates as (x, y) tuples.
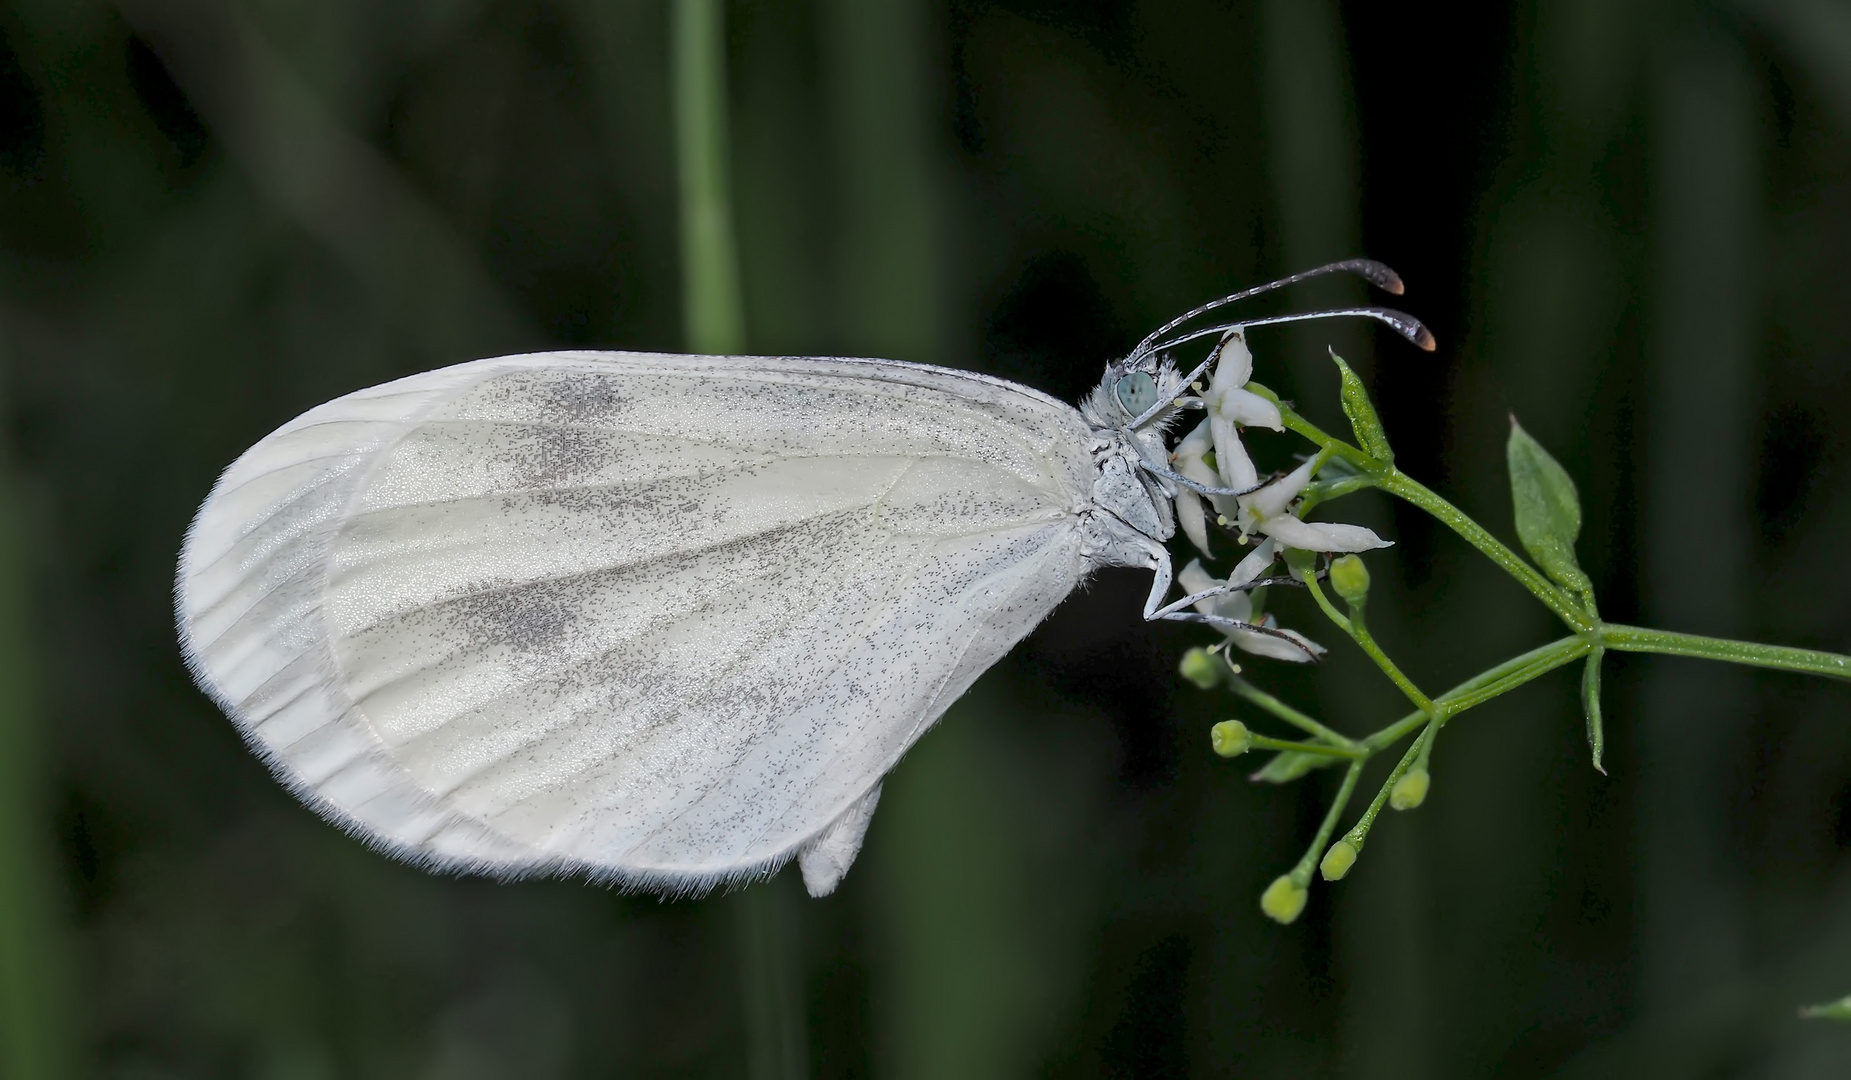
(1221, 387), (1284, 431)
(1178, 558), (1217, 598)
(1174, 417), (1213, 459)
(1241, 459), (1318, 520)
(1206, 330), (1253, 396)
(1229, 537), (1279, 588)
(1211, 416), (1259, 492)
(1230, 625), (1326, 663)
(1175, 489), (1211, 556)
(1259, 514), (1393, 552)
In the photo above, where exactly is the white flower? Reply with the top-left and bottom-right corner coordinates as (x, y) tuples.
(1170, 331), (1286, 557)
(1170, 418), (1221, 555)
(1237, 459), (1392, 553)
(1203, 330), (1283, 492)
(1176, 541), (1326, 663)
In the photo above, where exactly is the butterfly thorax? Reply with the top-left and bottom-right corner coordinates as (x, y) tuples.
(1071, 357), (1185, 569)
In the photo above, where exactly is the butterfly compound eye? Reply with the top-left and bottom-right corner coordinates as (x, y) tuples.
(1114, 371), (1158, 415)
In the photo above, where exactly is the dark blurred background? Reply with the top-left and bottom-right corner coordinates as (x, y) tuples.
(4, 0), (1851, 1076)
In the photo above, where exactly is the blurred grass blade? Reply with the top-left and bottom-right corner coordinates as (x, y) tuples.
(674, 0), (744, 355)
(1800, 994), (1851, 1020)
(0, 348), (72, 1077)
(1749, 0), (1851, 130)
(673, 3), (802, 1076)
(734, 877), (809, 1079)
(116, 1), (529, 361)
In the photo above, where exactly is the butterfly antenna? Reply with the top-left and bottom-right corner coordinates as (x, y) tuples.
(1129, 259), (1406, 361)
(1151, 306), (1437, 356)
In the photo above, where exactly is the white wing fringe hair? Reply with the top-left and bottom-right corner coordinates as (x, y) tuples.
(178, 294), (1408, 900)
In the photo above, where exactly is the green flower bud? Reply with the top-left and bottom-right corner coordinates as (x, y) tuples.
(1329, 555), (1371, 604)
(1179, 647), (1222, 690)
(1210, 720), (1252, 758)
(1389, 767), (1430, 811)
(1260, 875), (1308, 924)
(1319, 839), (1358, 881)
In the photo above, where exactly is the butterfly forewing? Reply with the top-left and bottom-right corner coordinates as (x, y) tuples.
(179, 351), (1099, 894)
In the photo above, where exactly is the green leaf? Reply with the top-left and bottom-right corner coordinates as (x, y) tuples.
(1581, 646), (1606, 774)
(1801, 994), (1851, 1021)
(1249, 750), (1343, 784)
(1506, 417), (1596, 610)
(1329, 350), (1394, 462)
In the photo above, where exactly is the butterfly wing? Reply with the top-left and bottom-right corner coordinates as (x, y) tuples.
(178, 351), (1096, 895)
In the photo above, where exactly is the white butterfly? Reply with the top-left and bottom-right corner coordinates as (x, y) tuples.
(175, 261), (1427, 898)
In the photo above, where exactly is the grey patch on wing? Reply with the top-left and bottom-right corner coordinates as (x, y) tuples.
(449, 578), (588, 657)
(483, 370), (634, 428)
(501, 426), (624, 490)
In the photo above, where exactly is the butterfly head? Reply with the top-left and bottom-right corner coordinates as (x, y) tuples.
(1081, 352), (1187, 433)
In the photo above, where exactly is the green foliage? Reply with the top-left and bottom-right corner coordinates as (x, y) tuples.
(10, 0), (1851, 1072)
(1249, 749), (1344, 784)
(1581, 646), (1607, 774)
(1505, 418), (1597, 612)
(1328, 350), (1394, 462)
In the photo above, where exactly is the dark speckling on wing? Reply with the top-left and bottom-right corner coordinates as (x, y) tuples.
(177, 351), (1117, 896)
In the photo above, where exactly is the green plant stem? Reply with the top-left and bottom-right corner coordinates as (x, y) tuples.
(1228, 675), (1361, 750)
(1343, 733), (1428, 848)
(1299, 575), (1439, 718)
(1248, 734), (1366, 759)
(1361, 635), (1593, 750)
(1291, 761), (1365, 885)
(1375, 468), (1593, 633)
(1299, 474), (1374, 514)
(1600, 625), (1851, 681)
(1247, 382), (1594, 634)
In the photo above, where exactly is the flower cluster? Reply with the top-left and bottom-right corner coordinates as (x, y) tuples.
(1167, 330), (1392, 663)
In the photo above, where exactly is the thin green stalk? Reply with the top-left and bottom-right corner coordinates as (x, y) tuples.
(1375, 468), (1595, 633)
(1228, 674), (1362, 749)
(673, 7), (804, 1078)
(1600, 625), (1851, 681)
(1342, 734), (1428, 849)
(1362, 636), (1592, 750)
(1298, 474), (1374, 516)
(1246, 381), (1594, 634)
(1291, 761), (1365, 885)
(1248, 735), (1366, 759)
(1300, 572), (1439, 717)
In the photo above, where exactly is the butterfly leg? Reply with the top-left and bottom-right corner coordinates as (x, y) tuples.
(1133, 535), (1177, 622)
(1138, 461), (1269, 498)
(1147, 575), (1305, 621)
